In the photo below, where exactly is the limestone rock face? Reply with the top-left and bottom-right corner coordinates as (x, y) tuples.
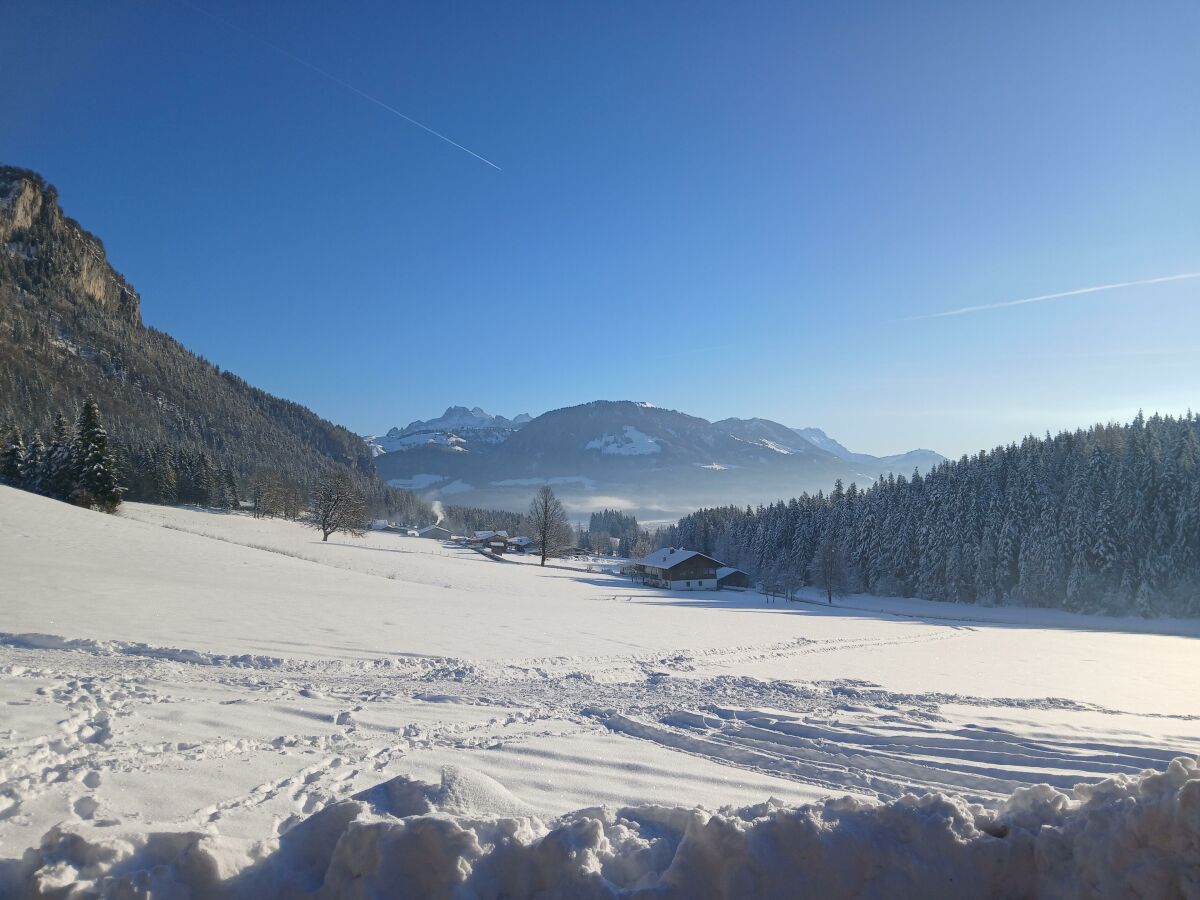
(0, 164), (383, 495)
(0, 166), (141, 325)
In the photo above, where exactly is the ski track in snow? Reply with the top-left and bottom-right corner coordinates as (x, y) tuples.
(3, 624), (1196, 847)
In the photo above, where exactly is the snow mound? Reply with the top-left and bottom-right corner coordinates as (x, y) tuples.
(7, 757), (1198, 898)
(0, 632), (286, 668)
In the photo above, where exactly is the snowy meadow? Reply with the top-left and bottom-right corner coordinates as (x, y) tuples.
(1, 486), (1198, 896)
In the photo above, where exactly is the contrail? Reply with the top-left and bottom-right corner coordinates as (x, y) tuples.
(176, 0), (501, 170)
(906, 271), (1200, 321)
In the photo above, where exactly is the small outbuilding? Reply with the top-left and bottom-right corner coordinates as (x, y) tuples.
(716, 566), (751, 590)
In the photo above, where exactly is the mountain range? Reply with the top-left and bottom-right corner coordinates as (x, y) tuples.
(369, 401), (944, 519)
(1, 162), (942, 522)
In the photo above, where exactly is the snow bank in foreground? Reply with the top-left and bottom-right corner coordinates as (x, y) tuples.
(7, 757), (1198, 899)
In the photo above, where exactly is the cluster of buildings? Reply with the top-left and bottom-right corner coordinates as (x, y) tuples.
(416, 526), (537, 556)
(373, 519), (750, 591)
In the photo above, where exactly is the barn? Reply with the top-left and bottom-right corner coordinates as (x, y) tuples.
(716, 566), (751, 590)
(471, 530), (510, 554)
(417, 524), (451, 540)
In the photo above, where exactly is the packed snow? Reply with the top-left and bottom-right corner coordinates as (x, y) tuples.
(1, 486), (1197, 896)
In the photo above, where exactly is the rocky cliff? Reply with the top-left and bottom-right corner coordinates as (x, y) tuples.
(0, 165), (391, 496)
(1, 168), (140, 325)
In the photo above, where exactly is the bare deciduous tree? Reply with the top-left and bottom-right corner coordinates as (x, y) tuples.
(526, 485), (572, 566)
(310, 470), (368, 542)
(590, 530), (611, 557)
(630, 538), (652, 563)
(810, 537), (850, 604)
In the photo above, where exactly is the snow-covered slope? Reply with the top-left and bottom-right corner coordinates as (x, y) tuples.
(4, 487), (1196, 896)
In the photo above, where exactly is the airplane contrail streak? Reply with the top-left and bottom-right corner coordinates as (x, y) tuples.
(906, 271), (1200, 321)
(176, 0), (501, 170)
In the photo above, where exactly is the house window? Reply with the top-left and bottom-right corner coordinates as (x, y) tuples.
(686, 581), (691, 587)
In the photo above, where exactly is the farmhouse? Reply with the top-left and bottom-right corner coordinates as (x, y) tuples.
(417, 524), (452, 540)
(635, 547), (722, 590)
(470, 530), (510, 554)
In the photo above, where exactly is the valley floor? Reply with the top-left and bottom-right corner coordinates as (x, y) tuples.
(1, 486), (1197, 896)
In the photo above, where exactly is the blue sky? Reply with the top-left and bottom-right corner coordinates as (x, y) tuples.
(3, 1), (1198, 457)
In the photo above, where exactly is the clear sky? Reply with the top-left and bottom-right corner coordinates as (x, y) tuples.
(3, 1), (1198, 458)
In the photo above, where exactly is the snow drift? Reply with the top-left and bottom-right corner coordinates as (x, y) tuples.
(8, 756), (1198, 899)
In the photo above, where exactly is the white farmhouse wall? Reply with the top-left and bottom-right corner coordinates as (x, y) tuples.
(668, 578), (717, 591)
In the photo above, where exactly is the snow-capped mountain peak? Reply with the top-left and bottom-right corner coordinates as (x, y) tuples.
(363, 405), (532, 455)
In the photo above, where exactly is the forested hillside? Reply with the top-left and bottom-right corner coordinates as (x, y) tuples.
(0, 165), (423, 518)
(665, 413), (1200, 616)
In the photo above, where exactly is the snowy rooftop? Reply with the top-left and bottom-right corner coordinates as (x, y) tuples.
(716, 566), (746, 579)
(638, 547), (710, 569)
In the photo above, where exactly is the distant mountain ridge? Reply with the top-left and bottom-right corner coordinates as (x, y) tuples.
(370, 400), (945, 518)
(363, 405), (532, 455)
(789, 426), (944, 473)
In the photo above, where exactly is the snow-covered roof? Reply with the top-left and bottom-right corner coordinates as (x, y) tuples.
(472, 530), (509, 540)
(637, 547), (711, 570)
(417, 524), (449, 534)
(507, 536), (533, 546)
(716, 566), (747, 579)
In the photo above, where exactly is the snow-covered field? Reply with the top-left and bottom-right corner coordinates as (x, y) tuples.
(1, 486), (1197, 897)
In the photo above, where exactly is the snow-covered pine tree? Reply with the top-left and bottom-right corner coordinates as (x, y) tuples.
(24, 432), (46, 494)
(152, 447), (178, 504)
(71, 397), (122, 512)
(1, 429), (26, 487)
(667, 413), (1200, 617)
(43, 414), (76, 501)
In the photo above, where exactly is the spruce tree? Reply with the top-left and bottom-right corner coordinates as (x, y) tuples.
(72, 397), (122, 512)
(24, 432), (46, 494)
(1, 429), (26, 486)
(43, 414), (76, 501)
(152, 447), (178, 504)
